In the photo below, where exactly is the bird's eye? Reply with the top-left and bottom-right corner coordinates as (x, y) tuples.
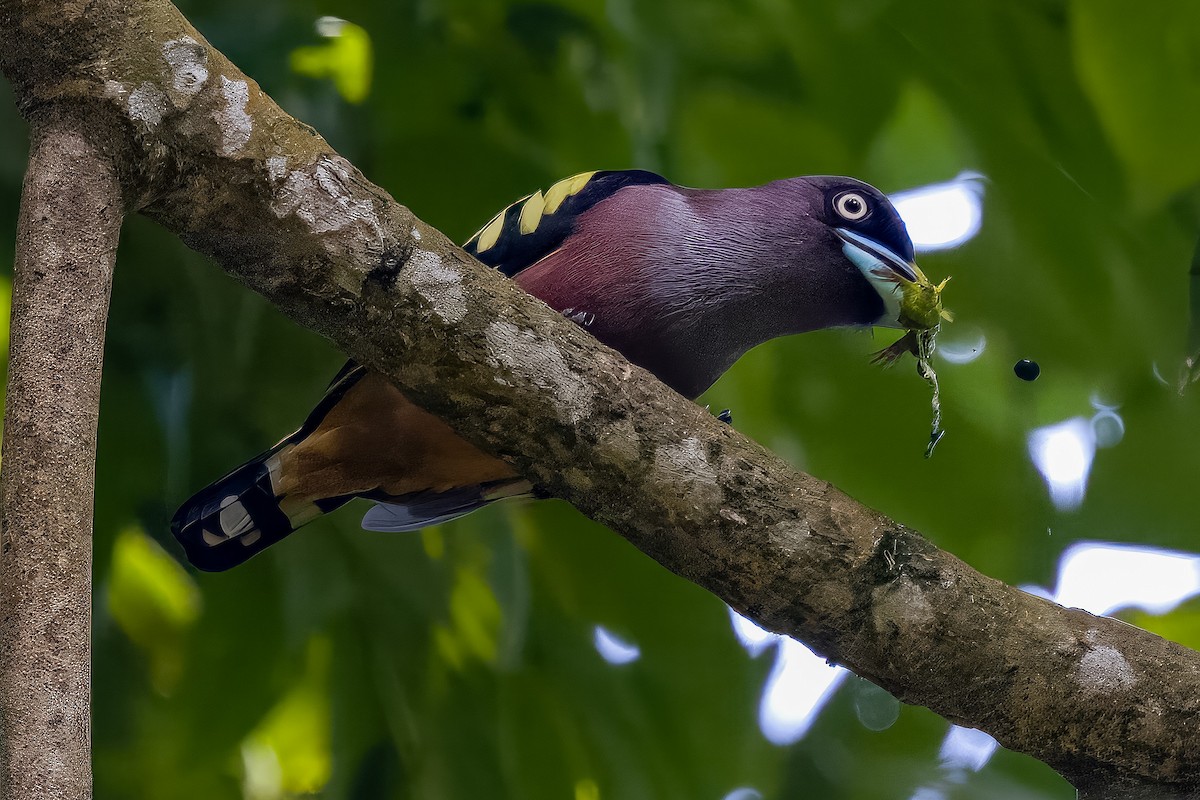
(834, 191), (869, 221)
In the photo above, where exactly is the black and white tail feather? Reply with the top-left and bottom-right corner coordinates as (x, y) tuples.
(171, 363), (532, 572)
(171, 440), (324, 571)
(172, 442), (532, 571)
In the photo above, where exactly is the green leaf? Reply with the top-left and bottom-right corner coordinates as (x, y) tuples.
(242, 636), (333, 798)
(105, 526), (202, 694)
(444, 564), (504, 666)
(290, 17), (373, 104)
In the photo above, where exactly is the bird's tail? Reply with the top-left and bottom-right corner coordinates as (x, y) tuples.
(170, 439), (349, 572)
(173, 443), (534, 571)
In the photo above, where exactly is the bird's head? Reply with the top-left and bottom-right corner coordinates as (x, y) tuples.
(805, 176), (952, 332)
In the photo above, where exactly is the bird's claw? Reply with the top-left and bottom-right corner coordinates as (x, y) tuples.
(717, 409), (733, 426)
(561, 307), (596, 327)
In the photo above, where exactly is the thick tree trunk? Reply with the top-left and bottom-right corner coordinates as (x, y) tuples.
(1, 0), (1198, 796)
(0, 108), (123, 799)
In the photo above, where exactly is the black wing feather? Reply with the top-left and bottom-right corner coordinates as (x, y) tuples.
(311, 172), (668, 434)
(463, 169), (669, 277)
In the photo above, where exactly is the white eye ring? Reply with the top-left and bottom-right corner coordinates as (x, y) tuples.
(834, 192), (869, 221)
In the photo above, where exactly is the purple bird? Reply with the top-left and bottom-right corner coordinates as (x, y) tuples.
(173, 170), (943, 571)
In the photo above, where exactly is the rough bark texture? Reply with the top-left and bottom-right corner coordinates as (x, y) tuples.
(2, 0), (1199, 797)
(0, 107), (124, 799)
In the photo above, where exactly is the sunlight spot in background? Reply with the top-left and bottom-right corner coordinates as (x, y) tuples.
(939, 725), (999, 773)
(1028, 403), (1126, 510)
(910, 789), (946, 800)
(593, 625), (641, 665)
(728, 610), (848, 745)
(1052, 542), (1200, 617)
(853, 680), (900, 731)
(733, 538), (1200, 786)
(1028, 417), (1095, 510)
(760, 638), (848, 744)
(721, 788), (764, 800)
(936, 327), (987, 365)
(912, 541), (1200, 797)
(1089, 396), (1125, 448)
(727, 606), (776, 657)
(908, 726), (1000, 800)
(891, 172), (985, 251)
(728, 610), (849, 743)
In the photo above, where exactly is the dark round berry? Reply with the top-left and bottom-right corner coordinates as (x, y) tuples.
(1014, 359), (1040, 381)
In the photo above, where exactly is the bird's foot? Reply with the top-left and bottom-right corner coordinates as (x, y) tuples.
(561, 307), (596, 327)
(717, 409), (733, 426)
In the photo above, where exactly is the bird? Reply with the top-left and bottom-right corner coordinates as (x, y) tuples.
(172, 169), (947, 571)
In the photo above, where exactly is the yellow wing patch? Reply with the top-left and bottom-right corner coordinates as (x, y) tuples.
(543, 171), (598, 214)
(518, 190), (546, 234)
(470, 206), (513, 253)
(470, 172), (601, 254)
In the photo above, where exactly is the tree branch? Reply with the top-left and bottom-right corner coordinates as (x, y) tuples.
(1, 0), (1198, 795)
(0, 106), (124, 799)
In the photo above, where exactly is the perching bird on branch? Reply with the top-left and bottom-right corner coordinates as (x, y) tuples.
(172, 170), (948, 571)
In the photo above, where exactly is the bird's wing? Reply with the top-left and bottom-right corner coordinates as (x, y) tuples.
(360, 479), (533, 532)
(276, 171), (671, 514)
(318, 171), (668, 398)
(463, 169), (669, 277)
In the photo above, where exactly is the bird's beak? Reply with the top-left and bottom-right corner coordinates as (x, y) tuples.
(835, 228), (921, 283)
(834, 228), (951, 330)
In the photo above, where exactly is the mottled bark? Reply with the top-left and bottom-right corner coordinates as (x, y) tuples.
(1, 0), (1199, 797)
(0, 107), (124, 799)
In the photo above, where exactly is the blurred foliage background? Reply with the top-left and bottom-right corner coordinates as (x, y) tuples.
(3, 0), (1200, 797)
